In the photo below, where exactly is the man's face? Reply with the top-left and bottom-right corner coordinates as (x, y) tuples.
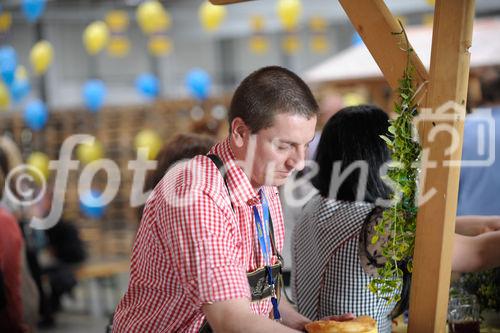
(245, 113), (316, 188)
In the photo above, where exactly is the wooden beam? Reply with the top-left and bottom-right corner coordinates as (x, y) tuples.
(408, 0), (475, 332)
(338, 0), (428, 90)
(210, 0), (254, 4)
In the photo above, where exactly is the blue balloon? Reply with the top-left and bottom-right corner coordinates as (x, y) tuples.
(23, 99), (48, 131)
(186, 69), (211, 101)
(21, 0), (46, 23)
(0, 46), (17, 86)
(82, 79), (106, 113)
(79, 190), (106, 219)
(135, 73), (160, 99)
(351, 32), (363, 46)
(11, 79), (31, 103)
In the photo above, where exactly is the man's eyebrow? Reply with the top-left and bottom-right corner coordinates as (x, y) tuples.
(278, 137), (315, 145)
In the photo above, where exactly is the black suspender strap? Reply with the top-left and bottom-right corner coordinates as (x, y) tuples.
(206, 154), (235, 213)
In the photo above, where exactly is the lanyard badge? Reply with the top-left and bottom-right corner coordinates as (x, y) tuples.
(252, 189), (281, 321)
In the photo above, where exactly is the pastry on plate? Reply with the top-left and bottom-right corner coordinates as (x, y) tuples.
(305, 315), (377, 333)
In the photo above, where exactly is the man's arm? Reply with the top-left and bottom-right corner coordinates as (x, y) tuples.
(203, 298), (302, 333)
(455, 216), (500, 236)
(452, 230), (500, 272)
(280, 297), (311, 331)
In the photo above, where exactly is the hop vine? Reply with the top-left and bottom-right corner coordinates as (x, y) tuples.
(368, 23), (422, 304)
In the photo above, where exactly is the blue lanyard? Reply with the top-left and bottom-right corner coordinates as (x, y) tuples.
(252, 189), (281, 321)
(253, 189), (272, 266)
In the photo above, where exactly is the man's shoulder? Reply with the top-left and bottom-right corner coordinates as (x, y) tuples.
(158, 155), (226, 199)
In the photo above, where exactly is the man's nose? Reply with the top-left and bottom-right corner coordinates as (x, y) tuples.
(286, 146), (306, 171)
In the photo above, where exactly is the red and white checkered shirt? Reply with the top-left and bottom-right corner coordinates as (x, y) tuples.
(113, 138), (285, 333)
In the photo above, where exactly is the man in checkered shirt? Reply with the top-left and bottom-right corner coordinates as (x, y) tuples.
(113, 66), (320, 332)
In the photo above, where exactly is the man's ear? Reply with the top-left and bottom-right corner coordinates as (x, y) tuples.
(230, 117), (249, 148)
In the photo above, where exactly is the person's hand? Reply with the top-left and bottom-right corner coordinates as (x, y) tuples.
(483, 216), (500, 233)
(455, 216), (500, 236)
(320, 313), (355, 322)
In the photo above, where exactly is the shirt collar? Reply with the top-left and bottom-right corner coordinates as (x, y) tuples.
(209, 138), (261, 207)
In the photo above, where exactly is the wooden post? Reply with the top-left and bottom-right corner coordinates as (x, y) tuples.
(338, 0), (428, 90)
(408, 0), (475, 332)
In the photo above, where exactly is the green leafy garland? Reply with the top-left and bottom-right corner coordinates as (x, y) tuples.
(368, 25), (422, 303)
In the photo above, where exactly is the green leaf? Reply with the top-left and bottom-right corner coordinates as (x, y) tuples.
(368, 24), (421, 302)
(380, 135), (393, 146)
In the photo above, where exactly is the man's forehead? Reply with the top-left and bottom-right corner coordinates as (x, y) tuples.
(261, 114), (317, 143)
(270, 112), (317, 126)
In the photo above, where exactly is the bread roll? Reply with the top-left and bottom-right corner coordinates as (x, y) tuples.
(305, 316), (377, 333)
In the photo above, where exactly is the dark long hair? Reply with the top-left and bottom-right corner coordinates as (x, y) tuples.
(312, 104), (411, 318)
(311, 104), (392, 203)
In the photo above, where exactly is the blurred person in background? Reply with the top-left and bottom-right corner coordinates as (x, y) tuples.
(307, 93), (344, 161)
(137, 133), (217, 221)
(23, 187), (87, 328)
(458, 74), (500, 216)
(0, 136), (39, 333)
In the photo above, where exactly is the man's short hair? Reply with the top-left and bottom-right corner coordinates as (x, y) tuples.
(229, 66), (319, 133)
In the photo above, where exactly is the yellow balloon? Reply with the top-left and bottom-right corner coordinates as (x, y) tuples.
(30, 40), (54, 75)
(77, 140), (104, 165)
(310, 36), (329, 54)
(249, 36), (268, 55)
(27, 152), (50, 185)
(107, 36), (130, 57)
(83, 21), (110, 55)
(136, 1), (171, 34)
(0, 82), (10, 110)
(148, 35), (172, 56)
(0, 12), (12, 32)
(309, 17), (327, 32)
(343, 93), (366, 107)
(282, 35), (301, 54)
(105, 10), (129, 32)
(199, 1), (227, 32)
(277, 0), (302, 31)
(134, 129), (162, 160)
(250, 15), (265, 31)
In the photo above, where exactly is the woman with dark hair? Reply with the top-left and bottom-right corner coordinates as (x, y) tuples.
(293, 105), (397, 333)
(292, 105), (500, 333)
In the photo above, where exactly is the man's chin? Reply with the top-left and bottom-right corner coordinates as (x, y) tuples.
(270, 175), (289, 187)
